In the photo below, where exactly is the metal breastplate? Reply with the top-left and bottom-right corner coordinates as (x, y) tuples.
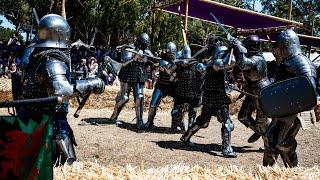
(280, 54), (317, 80)
(21, 49), (70, 113)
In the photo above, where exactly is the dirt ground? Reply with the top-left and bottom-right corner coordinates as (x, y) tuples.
(70, 107), (320, 169)
(1, 78), (320, 170)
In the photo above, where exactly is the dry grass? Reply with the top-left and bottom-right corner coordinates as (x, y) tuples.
(54, 161), (320, 180)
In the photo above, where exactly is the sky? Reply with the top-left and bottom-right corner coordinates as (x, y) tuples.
(0, 15), (15, 29)
(0, 15), (28, 41)
(253, 1), (263, 12)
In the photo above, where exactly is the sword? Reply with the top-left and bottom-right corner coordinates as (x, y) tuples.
(124, 49), (161, 66)
(126, 49), (161, 60)
(226, 83), (258, 99)
(209, 12), (247, 54)
(192, 46), (208, 58)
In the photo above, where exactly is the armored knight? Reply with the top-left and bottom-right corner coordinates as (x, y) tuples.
(17, 14), (105, 165)
(171, 45), (206, 132)
(144, 42), (178, 129)
(263, 29), (317, 167)
(230, 35), (271, 143)
(110, 33), (152, 130)
(180, 44), (237, 158)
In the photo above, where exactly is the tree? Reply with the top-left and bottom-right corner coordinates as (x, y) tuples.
(260, 0), (320, 36)
(0, 0), (30, 33)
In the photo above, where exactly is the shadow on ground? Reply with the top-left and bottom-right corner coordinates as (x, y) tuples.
(79, 118), (185, 134)
(155, 140), (263, 157)
(117, 121), (186, 134)
(79, 118), (116, 126)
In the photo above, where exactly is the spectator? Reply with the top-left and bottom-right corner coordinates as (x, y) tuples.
(7, 51), (15, 67)
(145, 64), (153, 89)
(10, 63), (22, 100)
(226, 70), (235, 84)
(74, 59), (88, 80)
(6, 63), (17, 78)
(88, 57), (99, 78)
(151, 66), (159, 87)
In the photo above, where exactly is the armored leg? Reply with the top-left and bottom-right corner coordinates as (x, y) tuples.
(263, 146), (279, 166)
(263, 120), (279, 166)
(276, 117), (300, 167)
(188, 106), (197, 128)
(110, 82), (131, 124)
(171, 103), (185, 132)
(216, 106), (237, 158)
(238, 96), (263, 143)
(180, 105), (212, 145)
(133, 83), (145, 130)
(53, 112), (76, 165)
(145, 88), (164, 129)
(238, 96), (255, 127)
(249, 100), (271, 143)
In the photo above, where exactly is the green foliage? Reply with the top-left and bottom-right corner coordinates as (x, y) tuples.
(0, 0), (319, 48)
(0, 27), (22, 41)
(260, 0), (320, 36)
(0, 0), (30, 31)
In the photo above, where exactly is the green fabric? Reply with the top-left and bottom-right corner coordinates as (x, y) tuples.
(0, 115), (53, 180)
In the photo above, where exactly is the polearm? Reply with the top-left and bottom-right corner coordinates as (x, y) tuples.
(0, 96), (63, 108)
(178, 6), (188, 45)
(209, 12), (247, 54)
(32, 8), (40, 25)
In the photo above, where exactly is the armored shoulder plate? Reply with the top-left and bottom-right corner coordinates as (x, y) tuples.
(240, 54), (267, 81)
(46, 58), (69, 77)
(121, 47), (135, 63)
(254, 55), (267, 75)
(176, 51), (182, 59)
(160, 59), (170, 67)
(283, 54), (317, 78)
(196, 63), (206, 74)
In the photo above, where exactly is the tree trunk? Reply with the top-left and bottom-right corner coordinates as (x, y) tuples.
(89, 27), (97, 46)
(50, 0), (57, 13)
(15, 23), (21, 34)
(61, 0), (66, 19)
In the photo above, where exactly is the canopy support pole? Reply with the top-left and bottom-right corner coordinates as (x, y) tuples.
(288, 0), (293, 20)
(184, 0), (189, 33)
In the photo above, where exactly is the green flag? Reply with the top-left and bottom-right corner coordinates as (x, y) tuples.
(0, 114), (53, 180)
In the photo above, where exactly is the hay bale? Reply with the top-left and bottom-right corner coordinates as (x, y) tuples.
(54, 161), (320, 180)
